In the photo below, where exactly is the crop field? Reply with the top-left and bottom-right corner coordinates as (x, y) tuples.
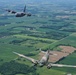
(48, 33), (76, 50)
(0, 0), (76, 75)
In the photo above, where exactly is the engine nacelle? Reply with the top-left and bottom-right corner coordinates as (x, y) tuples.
(27, 13), (31, 16)
(47, 64), (52, 69)
(32, 60), (38, 66)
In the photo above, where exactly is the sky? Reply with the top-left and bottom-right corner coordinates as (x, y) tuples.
(0, 0), (76, 4)
(0, 0), (76, 7)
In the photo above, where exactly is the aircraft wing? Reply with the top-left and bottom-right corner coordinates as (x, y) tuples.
(40, 50), (57, 55)
(41, 51), (46, 53)
(6, 9), (16, 14)
(51, 63), (76, 68)
(13, 52), (38, 64)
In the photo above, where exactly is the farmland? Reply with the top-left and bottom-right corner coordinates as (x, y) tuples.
(0, 0), (76, 75)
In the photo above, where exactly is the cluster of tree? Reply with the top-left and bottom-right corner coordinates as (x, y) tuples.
(0, 61), (38, 75)
(0, 59), (3, 62)
(40, 25), (62, 30)
(9, 39), (42, 45)
(0, 22), (10, 26)
(28, 31), (68, 40)
(8, 26), (35, 33)
(62, 29), (76, 32)
(25, 53), (36, 56)
(20, 30), (33, 35)
(55, 13), (70, 16)
(0, 16), (8, 20)
(32, 21), (47, 24)
(0, 32), (11, 38)
(16, 21), (24, 24)
(38, 40), (52, 44)
(49, 19), (64, 22)
(40, 23), (70, 30)
(18, 26), (35, 30)
(46, 31), (68, 40)
(9, 39), (28, 44)
(27, 34), (52, 43)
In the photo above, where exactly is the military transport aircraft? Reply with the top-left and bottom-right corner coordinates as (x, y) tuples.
(13, 50), (76, 69)
(6, 5), (31, 17)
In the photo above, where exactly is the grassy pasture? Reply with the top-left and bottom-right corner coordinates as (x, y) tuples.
(47, 33), (76, 50)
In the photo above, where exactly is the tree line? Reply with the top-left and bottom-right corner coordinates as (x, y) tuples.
(0, 61), (39, 75)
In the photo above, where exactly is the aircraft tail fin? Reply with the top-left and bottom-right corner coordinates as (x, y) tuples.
(47, 50), (50, 53)
(23, 5), (26, 12)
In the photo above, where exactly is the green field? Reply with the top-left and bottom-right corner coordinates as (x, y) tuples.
(48, 33), (76, 50)
(0, 1), (76, 75)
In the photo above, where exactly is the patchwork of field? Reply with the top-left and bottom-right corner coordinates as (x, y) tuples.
(0, 1), (76, 75)
(39, 46), (76, 63)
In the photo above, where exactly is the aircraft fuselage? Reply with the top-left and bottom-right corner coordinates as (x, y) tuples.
(15, 12), (26, 17)
(39, 51), (49, 67)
